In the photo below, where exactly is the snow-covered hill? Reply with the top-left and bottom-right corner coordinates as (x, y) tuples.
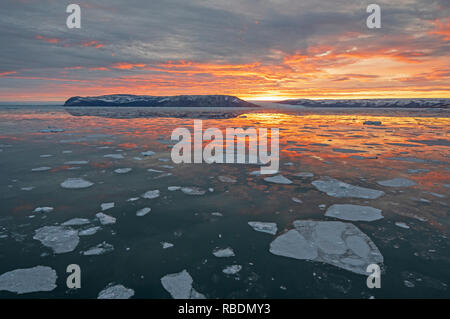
(64, 94), (259, 108)
(278, 98), (450, 108)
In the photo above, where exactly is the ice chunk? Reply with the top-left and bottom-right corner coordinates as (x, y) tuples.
(325, 204), (383, 222)
(141, 190), (160, 199)
(312, 178), (384, 199)
(104, 154), (124, 159)
(114, 168), (132, 174)
(294, 172), (314, 178)
(101, 202), (115, 211)
(136, 207), (151, 217)
(32, 167), (51, 172)
(61, 178), (94, 189)
(161, 270), (206, 299)
(83, 242), (114, 256)
(79, 226), (101, 236)
(291, 197), (303, 203)
(141, 150), (155, 156)
(181, 187), (206, 195)
(161, 242), (174, 249)
(148, 168), (164, 173)
(98, 284), (134, 299)
(33, 226), (79, 254)
(64, 161), (89, 165)
(0, 266), (57, 294)
(213, 247), (235, 258)
(21, 187), (34, 191)
(218, 176), (237, 183)
(264, 175), (293, 184)
(248, 222), (278, 235)
(33, 207), (54, 213)
(96, 212), (116, 225)
(168, 186), (181, 191)
(223, 265), (242, 275)
(377, 178), (417, 187)
(395, 222), (410, 229)
(269, 221), (383, 275)
(62, 218), (90, 226)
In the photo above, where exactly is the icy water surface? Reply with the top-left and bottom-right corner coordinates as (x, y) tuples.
(0, 106), (449, 298)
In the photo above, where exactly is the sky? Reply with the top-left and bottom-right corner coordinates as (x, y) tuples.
(0, 0), (449, 102)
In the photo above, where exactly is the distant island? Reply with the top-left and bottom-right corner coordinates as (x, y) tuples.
(64, 94), (259, 108)
(278, 98), (450, 108)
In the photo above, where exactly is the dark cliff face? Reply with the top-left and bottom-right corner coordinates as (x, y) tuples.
(64, 94), (259, 108)
(278, 98), (450, 108)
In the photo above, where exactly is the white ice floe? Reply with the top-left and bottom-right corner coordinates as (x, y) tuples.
(161, 270), (206, 299)
(104, 154), (124, 159)
(0, 266), (57, 294)
(33, 207), (54, 213)
(64, 161), (89, 165)
(127, 197), (139, 202)
(101, 202), (115, 211)
(248, 222), (278, 235)
(312, 178), (384, 199)
(83, 242), (114, 256)
(62, 150), (73, 154)
(33, 226), (79, 254)
(213, 247), (235, 258)
(161, 242), (174, 249)
(141, 190), (160, 199)
(377, 178), (417, 187)
(211, 212), (223, 217)
(291, 197), (303, 203)
(136, 207), (151, 217)
(223, 265), (242, 275)
(325, 204), (384, 222)
(395, 222), (410, 229)
(264, 174), (293, 184)
(21, 187), (34, 191)
(62, 218), (90, 226)
(96, 213), (116, 225)
(269, 220), (384, 275)
(31, 167), (51, 172)
(97, 284), (134, 299)
(148, 168), (164, 173)
(114, 168), (132, 174)
(141, 150), (155, 156)
(79, 226), (101, 236)
(60, 178), (94, 189)
(168, 186), (181, 191)
(294, 172), (314, 178)
(181, 187), (206, 195)
(218, 176), (237, 183)
(39, 154), (53, 158)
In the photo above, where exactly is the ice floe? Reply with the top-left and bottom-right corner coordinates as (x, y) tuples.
(64, 161), (89, 165)
(325, 204), (383, 222)
(264, 174), (293, 184)
(32, 167), (51, 172)
(0, 266), (57, 294)
(161, 270), (206, 299)
(62, 218), (90, 226)
(181, 187), (206, 195)
(291, 197), (303, 203)
(33, 226), (79, 254)
(98, 284), (134, 299)
(223, 265), (242, 275)
(83, 242), (114, 256)
(312, 178), (384, 199)
(136, 207), (151, 217)
(148, 168), (164, 173)
(101, 202), (115, 211)
(96, 213), (116, 225)
(79, 226), (101, 236)
(213, 247), (235, 258)
(21, 187), (34, 191)
(218, 176), (237, 183)
(141, 190), (160, 199)
(248, 222), (278, 235)
(294, 172), (314, 178)
(377, 178), (417, 187)
(168, 186), (181, 191)
(114, 168), (132, 174)
(33, 207), (54, 213)
(61, 178), (94, 189)
(269, 220), (384, 275)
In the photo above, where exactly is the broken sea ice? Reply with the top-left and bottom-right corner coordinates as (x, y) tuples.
(312, 178), (384, 199)
(161, 270), (206, 299)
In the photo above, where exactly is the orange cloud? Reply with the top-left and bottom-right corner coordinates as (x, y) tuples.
(111, 62), (146, 70)
(429, 18), (450, 41)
